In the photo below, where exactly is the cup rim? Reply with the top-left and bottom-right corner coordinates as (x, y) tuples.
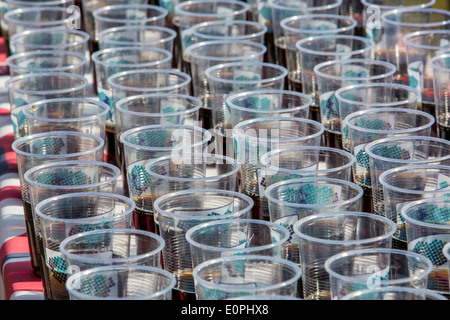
(313, 58), (397, 81)
(379, 164), (450, 195)
(59, 228), (165, 265)
(24, 159), (121, 191)
(65, 265), (176, 300)
(341, 286), (447, 300)
(98, 25), (177, 46)
(205, 62), (288, 85)
(344, 107), (435, 134)
(264, 177), (364, 209)
(403, 30), (450, 50)
(92, 4), (168, 24)
(91, 46), (173, 68)
(365, 135), (450, 164)
(152, 188), (253, 220)
(280, 13), (357, 34)
(401, 196), (450, 229)
(185, 218), (290, 253)
(360, 0), (436, 10)
(12, 131), (104, 159)
(5, 0), (73, 5)
(4, 71), (88, 95)
(6, 49), (87, 73)
(174, 0), (250, 18)
(260, 145), (355, 176)
(119, 124), (211, 151)
(185, 39), (267, 62)
(293, 211), (397, 245)
(381, 8), (450, 28)
(115, 92), (202, 118)
(295, 34), (375, 57)
(192, 254), (302, 292)
(107, 68), (191, 93)
(22, 97), (109, 123)
(335, 82), (420, 108)
(430, 53), (450, 73)
(10, 27), (90, 50)
(35, 191), (136, 223)
(233, 116), (325, 143)
(324, 248), (433, 286)
(268, 0), (342, 12)
(191, 20), (268, 40)
(145, 153), (240, 183)
(4, 6), (80, 26)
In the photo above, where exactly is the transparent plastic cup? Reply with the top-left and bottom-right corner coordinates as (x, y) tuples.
(120, 125), (211, 230)
(431, 53), (450, 141)
(9, 28), (90, 56)
(341, 287), (447, 300)
(344, 108), (435, 213)
(293, 211), (396, 300)
(380, 8), (450, 84)
(60, 228), (164, 273)
(265, 178), (363, 264)
(268, 0), (343, 67)
(296, 34), (374, 122)
(153, 189), (253, 299)
(6, 50), (87, 77)
(233, 116), (324, 220)
(186, 218), (290, 268)
(281, 13), (357, 92)
(66, 265), (175, 300)
(22, 98), (108, 140)
(5, 72), (88, 139)
(380, 165), (450, 251)
(324, 248), (433, 300)
(35, 192), (135, 300)
(314, 58), (396, 148)
(98, 25), (177, 52)
(366, 136), (450, 218)
(193, 255), (302, 300)
(336, 83), (421, 150)
(444, 242), (450, 288)
(402, 197), (450, 295)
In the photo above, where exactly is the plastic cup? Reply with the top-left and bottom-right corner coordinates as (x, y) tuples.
(153, 189), (253, 299)
(341, 287), (447, 300)
(60, 228), (164, 274)
(366, 136), (450, 219)
(22, 98), (108, 140)
(281, 13), (357, 92)
(265, 178), (363, 264)
(98, 25), (177, 53)
(296, 34), (374, 122)
(6, 50), (87, 77)
(185, 218), (290, 268)
(380, 165), (450, 252)
(361, 0), (436, 59)
(120, 124), (211, 229)
(380, 8), (450, 84)
(193, 255), (302, 300)
(402, 197), (450, 295)
(9, 28), (90, 56)
(5, 72), (88, 139)
(336, 82), (421, 151)
(324, 248), (433, 300)
(205, 62), (288, 154)
(344, 108), (435, 213)
(444, 242), (450, 288)
(233, 116), (324, 220)
(293, 211), (396, 300)
(186, 40), (267, 129)
(228, 89), (311, 130)
(340, 0), (365, 35)
(66, 265), (175, 300)
(431, 53), (450, 141)
(404, 30), (450, 131)
(35, 192), (135, 300)
(92, 4), (168, 34)
(314, 58), (397, 148)
(268, 0), (343, 67)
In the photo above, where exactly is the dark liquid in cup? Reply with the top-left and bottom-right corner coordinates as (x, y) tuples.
(274, 37), (287, 68)
(133, 203), (157, 234)
(392, 237), (408, 251)
(360, 184), (374, 214)
(22, 200), (41, 277)
(323, 130), (343, 150)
